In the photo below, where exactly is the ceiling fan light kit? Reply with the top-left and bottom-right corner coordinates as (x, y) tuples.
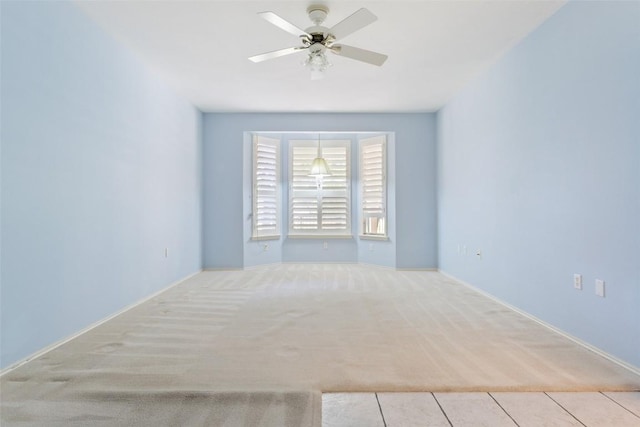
(249, 4), (388, 80)
(305, 45), (331, 80)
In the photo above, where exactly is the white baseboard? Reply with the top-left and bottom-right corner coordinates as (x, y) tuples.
(0, 270), (202, 377)
(438, 269), (640, 378)
(281, 261), (358, 265)
(205, 262), (438, 271)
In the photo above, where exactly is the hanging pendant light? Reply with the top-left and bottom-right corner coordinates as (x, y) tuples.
(309, 135), (331, 178)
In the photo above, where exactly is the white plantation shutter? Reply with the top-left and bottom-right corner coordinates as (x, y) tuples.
(252, 135), (280, 239)
(360, 135), (387, 237)
(290, 145), (318, 232)
(320, 146), (349, 231)
(289, 140), (351, 236)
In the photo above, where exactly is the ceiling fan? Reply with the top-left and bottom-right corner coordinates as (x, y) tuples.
(249, 4), (388, 80)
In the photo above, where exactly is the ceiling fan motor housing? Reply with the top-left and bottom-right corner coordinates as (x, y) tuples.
(306, 31), (328, 44)
(307, 5), (329, 25)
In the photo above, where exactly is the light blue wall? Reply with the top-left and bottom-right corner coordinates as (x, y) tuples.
(0, 1), (203, 369)
(437, 1), (640, 367)
(203, 114), (436, 269)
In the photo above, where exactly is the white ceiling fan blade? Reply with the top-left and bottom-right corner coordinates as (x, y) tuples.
(328, 8), (377, 41)
(249, 46), (307, 63)
(258, 11), (310, 38)
(330, 44), (388, 66)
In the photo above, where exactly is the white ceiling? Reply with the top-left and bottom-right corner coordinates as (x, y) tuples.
(75, 0), (566, 113)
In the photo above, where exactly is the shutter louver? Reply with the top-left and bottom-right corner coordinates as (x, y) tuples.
(360, 136), (387, 236)
(252, 136), (280, 239)
(292, 197), (318, 231)
(322, 197), (348, 230)
(291, 146), (317, 192)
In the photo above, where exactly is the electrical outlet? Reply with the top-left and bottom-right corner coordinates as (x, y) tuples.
(263, 243), (269, 252)
(164, 248), (168, 258)
(595, 279), (605, 297)
(323, 241), (328, 250)
(369, 243), (374, 252)
(573, 274), (582, 290)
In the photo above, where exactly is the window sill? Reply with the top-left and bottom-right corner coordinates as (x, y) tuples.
(251, 235), (281, 241)
(359, 235), (389, 241)
(287, 234), (354, 240)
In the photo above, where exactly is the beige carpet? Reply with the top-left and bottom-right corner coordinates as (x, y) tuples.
(2, 264), (639, 425)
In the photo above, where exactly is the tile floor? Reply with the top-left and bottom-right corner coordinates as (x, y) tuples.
(322, 392), (640, 426)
